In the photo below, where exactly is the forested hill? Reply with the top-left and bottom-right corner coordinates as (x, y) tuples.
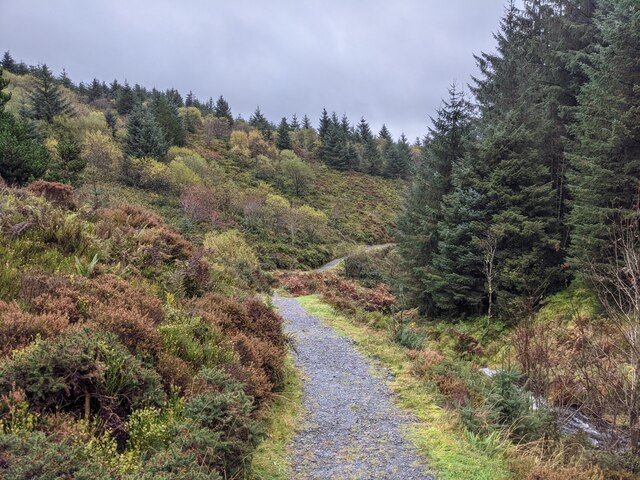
(0, 55), (408, 271)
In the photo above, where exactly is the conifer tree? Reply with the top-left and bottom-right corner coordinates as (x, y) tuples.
(290, 113), (300, 130)
(30, 64), (72, 123)
(569, 0), (640, 270)
(104, 110), (117, 138)
(124, 104), (168, 160)
(276, 117), (292, 150)
(214, 95), (233, 124)
(58, 69), (73, 89)
(1, 51), (16, 74)
(357, 117), (380, 174)
(376, 124), (392, 176)
(396, 85), (474, 313)
(0, 67), (50, 184)
(318, 108), (331, 141)
(151, 92), (186, 146)
(249, 106), (272, 139)
(385, 133), (411, 179)
(116, 82), (136, 115)
(302, 114), (312, 130)
(185, 91), (194, 107)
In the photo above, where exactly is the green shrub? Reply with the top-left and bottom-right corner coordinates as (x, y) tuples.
(0, 329), (165, 429)
(0, 431), (112, 479)
(159, 314), (234, 371)
(184, 368), (261, 477)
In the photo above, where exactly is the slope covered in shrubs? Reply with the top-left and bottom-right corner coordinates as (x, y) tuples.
(0, 182), (288, 479)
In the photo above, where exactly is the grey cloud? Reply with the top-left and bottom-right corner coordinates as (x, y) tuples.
(0, 0), (507, 140)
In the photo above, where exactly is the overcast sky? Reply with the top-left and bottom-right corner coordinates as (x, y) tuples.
(1, 0), (509, 140)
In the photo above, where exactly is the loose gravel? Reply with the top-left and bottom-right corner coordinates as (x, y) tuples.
(274, 295), (435, 480)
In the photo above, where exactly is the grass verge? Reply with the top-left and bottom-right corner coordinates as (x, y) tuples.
(250, 355), (304, 480)
(297, 294), (512, 480)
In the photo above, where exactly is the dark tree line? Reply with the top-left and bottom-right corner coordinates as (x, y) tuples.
(397, 0), (640, 320)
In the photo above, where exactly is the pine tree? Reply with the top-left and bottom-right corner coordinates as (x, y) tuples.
(290, 113), (300, 130)
(396, 85), (475, 313)
(302, 114), (312, 130)
(58, 69), (73, 89)
(124, 104), (168, 160)
(385, 133), (411, 179)
(30, 64), (72, 123)
(357, 117), (380, 174)
(116, 82), (136, 115)
(214, 95), (233, 124)
(104, 110), (117, 138)
(318, 108), (331, 141)
(376, 124), (392, 176)
(1, 52), (16, 74)
(249, 106), (272, 140)
(569, 0), (640, 269)
(87, 78), (103, 102)
(151, 92), (186, 147)
(185, 91), (194, 107)
(276, 117), (292, 150)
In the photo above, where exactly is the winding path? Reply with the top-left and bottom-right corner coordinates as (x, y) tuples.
(274, 295), (434, 480)
(315, 244), (395, 272)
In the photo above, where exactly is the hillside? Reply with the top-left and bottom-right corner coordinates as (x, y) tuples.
(0, 59), (406, 479)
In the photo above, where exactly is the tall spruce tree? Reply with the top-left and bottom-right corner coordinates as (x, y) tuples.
(249, 106), (272, 139)
(30, 64), (72, 123)
(276, 117), (292, 150)
(569, 0), (640, 269)
(357, 117), (381, 174)
(318, 108), (331, 142)
(396, 85), (475, 313)
(302, 115), (312, 130)
(116, 82), (136, 115)
(376, 124), (393, 176)
(1, 52), (16, 74)
(151, 92), (186, 147)
(125, 104), (168, 159)
(385, 133), (411, 179)
(214, 95), (233, 124)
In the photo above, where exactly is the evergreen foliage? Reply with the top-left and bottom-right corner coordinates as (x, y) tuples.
(151, 92), (186, 147)
(29, 64), (72, 123)
(214, 95), (233, 124)
(569, 0), (640, 270)
(125, 104), (168, 160)
(276, 117), (292, 150)
(116, 81), (136, 115)
(249, 106), (272, 140)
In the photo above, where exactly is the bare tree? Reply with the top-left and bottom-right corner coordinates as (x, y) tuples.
(587, 208), (640, 450)
(477, 232), (498, 319)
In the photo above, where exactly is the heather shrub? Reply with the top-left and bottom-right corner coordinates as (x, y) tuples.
(0, 329), (166, 436)
(0, 300), (69, 355)
(89, 306), (162, 356)
(96, 204), (192, 275)
(26, 180), (76, 209)
(180, 185), (220, 223)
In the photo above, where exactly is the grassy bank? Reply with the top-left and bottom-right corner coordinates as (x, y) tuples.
(250, 355), (304, 480)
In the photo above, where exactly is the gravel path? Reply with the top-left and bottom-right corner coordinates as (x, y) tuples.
(315, 244), (395, 272)
(274, 295), (435, 480)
